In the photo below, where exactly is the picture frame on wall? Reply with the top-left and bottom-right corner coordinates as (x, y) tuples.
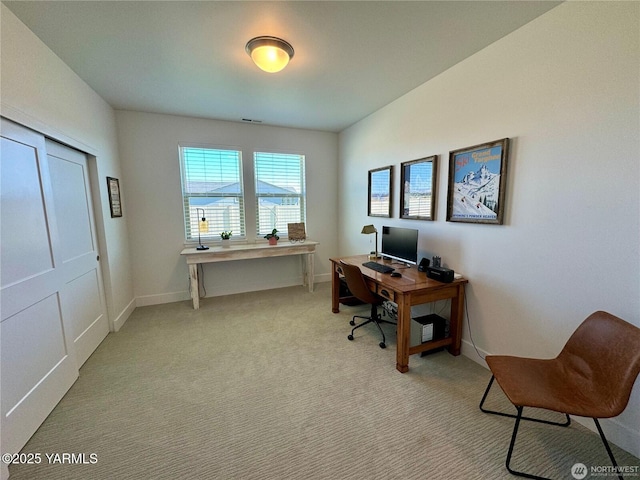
(107, 176), (122, 218)
(400, 155), (437, 221)
(368, 165), (393, 217)
(446, 138), (509, 224)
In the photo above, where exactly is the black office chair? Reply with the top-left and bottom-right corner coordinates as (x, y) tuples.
(340, 260), (396, 348)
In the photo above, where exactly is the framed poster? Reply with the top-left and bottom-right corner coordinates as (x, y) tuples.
(446, 138), (509, 224)
(400, 155), (437, 221)
(107, 176), (122, 218)
(368, 165), (393, 217)
(287, 222), (306, 242)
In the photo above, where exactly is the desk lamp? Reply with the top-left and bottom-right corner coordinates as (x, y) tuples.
(361, 224), (379, 259)
(196, 208), (209, 250)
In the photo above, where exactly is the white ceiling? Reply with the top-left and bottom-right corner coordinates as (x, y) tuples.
(4, 1), (560, 132)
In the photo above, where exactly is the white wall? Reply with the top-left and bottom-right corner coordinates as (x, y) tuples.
(3, 0), (638, 460)
(339, 2), (640, 456)
(0, 5), (135, 330)
(115, 111), (338, 305)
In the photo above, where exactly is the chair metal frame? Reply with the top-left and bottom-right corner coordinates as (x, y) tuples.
(478, 311), (640, 480)
(341, 261), (396, 348)
(480, 376), (622, 480)
(348, 301), (396, 349)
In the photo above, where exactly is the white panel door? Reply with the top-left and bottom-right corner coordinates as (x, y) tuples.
(46, 140), (108, 367)
(0, 119), (79, 456)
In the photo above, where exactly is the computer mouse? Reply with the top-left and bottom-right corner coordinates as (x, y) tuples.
(391, 272), (401, 277)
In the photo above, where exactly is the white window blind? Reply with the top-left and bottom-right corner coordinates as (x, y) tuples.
(179, 146), (245, 240)
(254, 152), (306, 236)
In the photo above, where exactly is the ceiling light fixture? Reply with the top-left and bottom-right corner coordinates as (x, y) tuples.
(245, 36), (294, 73)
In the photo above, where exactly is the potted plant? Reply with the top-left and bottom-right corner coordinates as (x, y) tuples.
(220, 231), (232, 247)
(264, 228), (279, 245)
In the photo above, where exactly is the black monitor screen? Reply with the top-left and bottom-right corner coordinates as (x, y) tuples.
(381, 226), (418, 265)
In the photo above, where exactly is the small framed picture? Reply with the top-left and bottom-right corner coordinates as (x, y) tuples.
(287, 222), (306, 242)
(107, 176), (122, 218)
(368, 165), (393, 218)
(400, 155), (437, 221)
(446, 138), (509, 224)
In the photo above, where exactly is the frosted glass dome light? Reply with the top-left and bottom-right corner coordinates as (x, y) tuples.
(245, 36), (295, 73)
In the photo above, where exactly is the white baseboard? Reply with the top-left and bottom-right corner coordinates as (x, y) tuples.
(314, 273), (332, 284)
(111, 298), (136, 332)
(605, 417), (640, 459)
(136, 291), (190, 307)
(461, 338), (489, 368)
(164, 275), (333, 303)
(197, 277), (325, 298)
(571, 415), (640, 460)
(133, 277), (330, 308)
(460, 339), (640, 459)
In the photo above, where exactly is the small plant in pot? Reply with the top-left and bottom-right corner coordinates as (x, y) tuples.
(220, 231), (232, 247)
(264, 228), (279, 245)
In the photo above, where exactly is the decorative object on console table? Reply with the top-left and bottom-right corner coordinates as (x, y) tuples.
(361, 224), (379, 259)
(264, 228), (279, 245)
(106, 176), (122, 218)
(368, 165), (393, 218)
(447, 138), (509, 225)
(220, 231), (232, 247)
(288, 222), (306, 243)
(196, 208), (209, 250)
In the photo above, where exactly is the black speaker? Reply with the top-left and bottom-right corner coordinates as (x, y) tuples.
(426, 266), (455, 283)
(418, 257), (430, 272)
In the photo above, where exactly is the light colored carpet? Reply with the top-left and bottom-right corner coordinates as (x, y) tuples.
(9, 283), (639, 479)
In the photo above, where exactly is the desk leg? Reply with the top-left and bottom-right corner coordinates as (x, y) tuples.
(331, 263), (340, 313)
(189, 264), (200, 310)
(448, 284), (465, 356)
(396, 294), (411, 373)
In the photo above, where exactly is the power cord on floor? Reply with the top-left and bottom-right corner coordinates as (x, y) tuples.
(464, 288), (486, 361)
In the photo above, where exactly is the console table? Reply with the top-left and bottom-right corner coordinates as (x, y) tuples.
(181, 241), (318, 309)
(330, 255), (468, 373)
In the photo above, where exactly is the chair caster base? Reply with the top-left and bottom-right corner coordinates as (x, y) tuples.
(347, 334), (354, 341)
(379, 342), (386, 349)
(349, 320), (355, 326)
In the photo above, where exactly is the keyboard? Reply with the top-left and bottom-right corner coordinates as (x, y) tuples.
(362, 261), (395, 274)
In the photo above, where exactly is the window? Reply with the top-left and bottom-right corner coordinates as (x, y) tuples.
(254, 152), (306, 236)
(179, 147), (306, 242)
(179, 146), (245, 240)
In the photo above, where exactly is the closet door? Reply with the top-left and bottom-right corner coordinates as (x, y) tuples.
(46, 139), (108, 368)
(1, 119), (78, 455)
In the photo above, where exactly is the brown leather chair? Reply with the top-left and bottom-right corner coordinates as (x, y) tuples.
(480, 311), (640, 480)
(340, 260), (396, 349)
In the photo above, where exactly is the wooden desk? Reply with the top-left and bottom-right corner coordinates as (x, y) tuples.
(330, 255), (468, 373)
(182, 241), (318, 309)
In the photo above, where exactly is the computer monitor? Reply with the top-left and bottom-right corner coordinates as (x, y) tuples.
(381, 226), (418, 265)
